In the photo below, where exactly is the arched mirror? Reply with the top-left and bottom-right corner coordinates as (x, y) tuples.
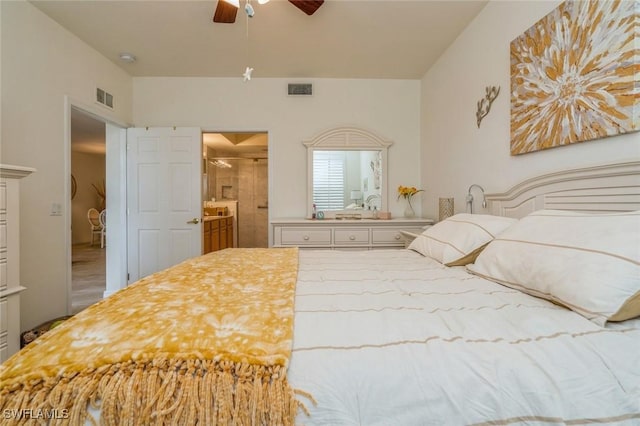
(304, 127), (393, 218)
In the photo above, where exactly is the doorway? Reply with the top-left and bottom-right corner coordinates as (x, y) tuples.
(69, 107), (106, 313)
(202, 132), (269, 248)
(66, 100), (128, 315)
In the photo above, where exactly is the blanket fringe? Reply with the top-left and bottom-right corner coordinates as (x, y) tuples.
(0, 358), (309, 426)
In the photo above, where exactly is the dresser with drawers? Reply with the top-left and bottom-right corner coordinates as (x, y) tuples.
(271, 218), (433, 250)
(0, 164), (35, 362)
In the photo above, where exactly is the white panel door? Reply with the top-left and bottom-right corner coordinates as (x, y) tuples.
(127, 127), (202, 282)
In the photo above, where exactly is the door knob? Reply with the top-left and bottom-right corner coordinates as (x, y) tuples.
(187, 218), (200, 224)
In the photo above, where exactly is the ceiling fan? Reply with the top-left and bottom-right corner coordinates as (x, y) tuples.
(213, 0), (324, 23)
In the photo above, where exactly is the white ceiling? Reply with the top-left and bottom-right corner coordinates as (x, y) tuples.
(31, 0), (487, 79)
(60, 1), (487, 154)
(203, 132), (268, 158)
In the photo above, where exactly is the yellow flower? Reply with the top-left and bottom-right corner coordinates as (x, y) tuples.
(397, 185), (424, 201)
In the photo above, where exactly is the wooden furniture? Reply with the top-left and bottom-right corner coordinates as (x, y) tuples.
(203, 220), (211, 254)
(0, 164), (35, 362)
(303, 127), (393, 218)
(399, 230), (420, 248)
(272, 218), (433, 250)
(203, 216), (234, 254)
(211, 220), (220, 251)
(204, 202), (238, 250)
(485, 161), (640, 217)
(226, 217), (233, 248)
(219, 217), (228, 250)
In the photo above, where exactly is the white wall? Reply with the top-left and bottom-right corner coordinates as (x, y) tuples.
(1, 2), (132, 329)
(133, 78), (422, 225)
(420, 0), (640, 219)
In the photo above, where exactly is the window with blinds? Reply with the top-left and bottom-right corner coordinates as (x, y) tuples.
(313, 151), (345, 211)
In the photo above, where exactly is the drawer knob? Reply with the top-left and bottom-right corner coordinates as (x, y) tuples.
(349, 235), (356, 240)
(303, 235), (310, 241)
(394, 234), (401, 240)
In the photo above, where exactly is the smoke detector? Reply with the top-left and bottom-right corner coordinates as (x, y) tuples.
(119, 52), (136, 63)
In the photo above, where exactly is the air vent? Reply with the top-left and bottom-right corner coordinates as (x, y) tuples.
(288, 83), (313, 96)
(96, 87), (114, 109)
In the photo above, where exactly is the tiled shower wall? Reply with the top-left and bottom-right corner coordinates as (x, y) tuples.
(215, 158), (268, 248)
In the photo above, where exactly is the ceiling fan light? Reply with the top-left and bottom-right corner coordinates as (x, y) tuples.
(222, 0), (240, 8)
(257, 0), (269, 4)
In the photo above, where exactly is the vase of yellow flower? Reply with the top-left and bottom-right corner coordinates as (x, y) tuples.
(404, 200), (416, 218)
(397, 185), (423, 218)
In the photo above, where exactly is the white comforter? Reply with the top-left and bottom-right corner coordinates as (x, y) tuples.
(288, 250), (640, 425)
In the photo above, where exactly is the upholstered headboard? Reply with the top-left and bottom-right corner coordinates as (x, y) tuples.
(485, 162), (640, 218)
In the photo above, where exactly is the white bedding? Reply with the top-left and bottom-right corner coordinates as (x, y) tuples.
(288, 249), (640, 425)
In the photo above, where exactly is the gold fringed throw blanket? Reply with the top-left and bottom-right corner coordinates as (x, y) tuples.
(0, 248), (309, 425)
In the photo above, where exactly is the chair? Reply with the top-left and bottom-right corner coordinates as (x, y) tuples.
(98, 209), (106, 248)
(87, 208), (102, 246)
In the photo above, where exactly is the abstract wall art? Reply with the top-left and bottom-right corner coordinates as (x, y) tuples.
(510, 0), (639, 155)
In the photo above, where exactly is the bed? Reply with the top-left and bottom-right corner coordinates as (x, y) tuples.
(1, 161), (639, 425)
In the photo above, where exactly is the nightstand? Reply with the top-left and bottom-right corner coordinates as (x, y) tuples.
(399, 230), (420, 248)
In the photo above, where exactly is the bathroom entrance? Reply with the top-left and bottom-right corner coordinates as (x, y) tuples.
(202, 132), (268, 248)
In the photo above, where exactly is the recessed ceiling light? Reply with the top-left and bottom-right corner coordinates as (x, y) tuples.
(119, 52), (136, 63)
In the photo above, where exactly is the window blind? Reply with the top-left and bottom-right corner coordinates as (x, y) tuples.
(313, 151), (345, 211)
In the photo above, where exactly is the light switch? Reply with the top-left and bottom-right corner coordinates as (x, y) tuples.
(50, 203), (62, 216)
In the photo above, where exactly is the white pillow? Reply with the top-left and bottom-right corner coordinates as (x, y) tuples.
(408, 213), (518, 266)
(467, 210), (640, 326)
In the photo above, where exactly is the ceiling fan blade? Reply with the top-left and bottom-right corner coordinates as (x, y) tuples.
(213, 0), (238, 23)
(288, 0), (324, 16)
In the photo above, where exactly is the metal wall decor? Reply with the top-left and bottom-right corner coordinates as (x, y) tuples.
(476, 86), (500, 128)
